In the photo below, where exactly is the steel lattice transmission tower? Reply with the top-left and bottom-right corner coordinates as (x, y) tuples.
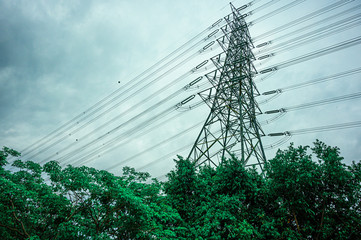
(188, 4), (266, 168)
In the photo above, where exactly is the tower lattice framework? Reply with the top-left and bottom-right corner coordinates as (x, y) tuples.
(188, 4), (266, 168)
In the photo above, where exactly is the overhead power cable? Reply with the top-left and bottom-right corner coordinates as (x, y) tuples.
(255, 4), (361, 52)
(24, 4), (272, 161)
(261, 66), (361, 96)
(268, 120), (361, 136)
(129, 2), (361, 175)
(19, 18), (224, 159)
(248, 0), (306, 26)
(229, 0), (284, 22)
(18, 0), (309, 161)
(101, 120), (204, 171)
(257, 36), (361, 75)
(36, 58), (216, 164)
(254, 70), (277, 83)
(252, 0), (355, 42)
(69, 93), (206, 168)
(29, 0), (300, 163)
(16, 1), (361, 177)
(46, 88), (207, 166)
(226, 0), (263, 13)
(264, 91), (361, 114)
(67, 94), (209, 167)
(258, 93), (281, 105)
(263, 135), (293, 149)
(134, 127), (224, 172)
(19, 0), (283, 159)
(53, 105), (177, 166)
(136, 142), (194, 172)
(139, 121), (361, 173)
(71, 111), (188, 167)
(255, 13), (361, 59)
(27, 45), (217, 161)
(259, 112), (286, 125)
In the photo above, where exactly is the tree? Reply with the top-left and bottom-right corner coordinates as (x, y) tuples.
(164, 156), (263, 239)
(264, 140), (361, 239)
(1, 140), (360, 239)
(165, 141), (360, 239)
(0, 147), (71, 239)
(0, 147), (182, 239)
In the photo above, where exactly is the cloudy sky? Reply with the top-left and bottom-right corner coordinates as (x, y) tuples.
(1, 0), (360, 178)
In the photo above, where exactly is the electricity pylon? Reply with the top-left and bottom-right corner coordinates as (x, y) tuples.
(188, 3), (266, 168)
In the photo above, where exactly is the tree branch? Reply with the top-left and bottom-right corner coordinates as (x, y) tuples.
(316, 202), (326, 240)
(0, 222), (26, 238)
(88, 207), (100, 233)
(10, 198), (30, 239)
(292, 210), (301, 233)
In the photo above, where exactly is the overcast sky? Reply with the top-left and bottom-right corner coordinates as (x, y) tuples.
(1, 0), (360, 178)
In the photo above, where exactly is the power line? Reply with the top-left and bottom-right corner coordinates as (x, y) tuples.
(258, 36), (361, 74)
(264, 91), (361, 114)
(261, 66), (361, 96)
(18, 0), (286, 160)
(46, 81), (211, 166)
(31, 1), (310, 166)
(255, 4), (361, 54)
(27, 46), (218, 162)
(102, 120), (204, 171)
(19, 19), (223, 159)
(253, 0), (355, 42)
(19, 0), (322, 162)
(268, 120), (361, 136)
(13, 1), (361, 179)
(248, 0), (307, 26)
(255, 12), (361, 60)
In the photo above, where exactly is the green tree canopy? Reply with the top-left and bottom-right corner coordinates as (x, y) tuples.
(0, 140), (360, 239)
(0, 147), (182, 239)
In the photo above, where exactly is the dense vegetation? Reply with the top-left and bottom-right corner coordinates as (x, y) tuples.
(0, 140), (360, 239)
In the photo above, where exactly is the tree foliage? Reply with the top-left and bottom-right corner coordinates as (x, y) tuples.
(0, 148), (181, 239)
(0, 140), (360, 239)
(264, 140), (361, 239)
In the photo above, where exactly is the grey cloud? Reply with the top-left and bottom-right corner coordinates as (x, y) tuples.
(0, 0), (360, 177)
